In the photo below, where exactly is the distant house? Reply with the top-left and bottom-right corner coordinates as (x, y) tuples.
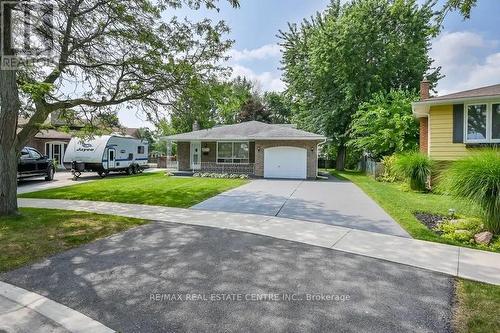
(18, 114), (74, 169)
(413, 81), (500, 161)
(163, 121), (326, 179)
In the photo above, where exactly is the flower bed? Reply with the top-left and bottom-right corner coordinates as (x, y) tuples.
(193, 172), (249, 179)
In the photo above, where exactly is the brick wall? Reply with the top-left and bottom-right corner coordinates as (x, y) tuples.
(419, 117), (429, 154)
(254, 140), (322, 179)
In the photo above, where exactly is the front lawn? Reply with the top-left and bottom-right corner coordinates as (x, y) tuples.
(454, 279), (500, 333)
(0, 208), (147, 272)
(19, 172), (248, 208)
(330, 170), (499, 252)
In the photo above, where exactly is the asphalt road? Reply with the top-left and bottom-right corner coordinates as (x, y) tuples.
(1, 221), (453, 333)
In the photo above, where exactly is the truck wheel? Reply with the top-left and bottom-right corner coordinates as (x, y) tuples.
(98, 171), (107, 178)
(45, 167), (55, 181)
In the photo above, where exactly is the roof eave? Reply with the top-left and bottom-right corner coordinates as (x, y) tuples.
(412, 94), (500, 118)
(161, 136), (326, 141)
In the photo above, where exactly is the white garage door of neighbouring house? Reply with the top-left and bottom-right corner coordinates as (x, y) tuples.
(264, 146), (307, 179)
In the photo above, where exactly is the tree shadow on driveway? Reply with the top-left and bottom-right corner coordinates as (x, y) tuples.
(0, 221), (453, 332)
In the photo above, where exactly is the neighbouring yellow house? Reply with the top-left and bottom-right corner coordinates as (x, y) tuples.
(412, 81), (500, 161)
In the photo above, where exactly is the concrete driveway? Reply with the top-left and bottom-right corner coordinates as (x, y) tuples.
(192, 176), (410, 237)
(17, 171), (86, 194)
(0, 221), (453, 333)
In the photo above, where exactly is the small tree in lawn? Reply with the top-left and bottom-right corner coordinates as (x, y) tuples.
(0, 0), (239, 216)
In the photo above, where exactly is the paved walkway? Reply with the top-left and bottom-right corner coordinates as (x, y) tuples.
(18, 198), (500, 285)
(0, 281), (114, 333)
(192, 177), (411, 238)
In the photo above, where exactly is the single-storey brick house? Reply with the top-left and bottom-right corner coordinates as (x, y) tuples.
(163, 121), (326, 179)
(412, 81), (500, 161)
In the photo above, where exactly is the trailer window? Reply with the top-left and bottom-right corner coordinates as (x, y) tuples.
(128, 153), (133, 160)
(137, 146), (145, 154)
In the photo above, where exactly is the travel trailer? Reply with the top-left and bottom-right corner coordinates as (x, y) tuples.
(63, 135), (148, 179)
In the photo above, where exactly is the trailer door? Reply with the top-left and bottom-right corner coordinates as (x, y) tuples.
(107, 148), (116, 169)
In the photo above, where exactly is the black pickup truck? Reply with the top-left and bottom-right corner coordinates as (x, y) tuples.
(17, 147), (56, 181)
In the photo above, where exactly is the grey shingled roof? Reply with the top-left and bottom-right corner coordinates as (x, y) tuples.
(425, 83), (500, 101)
(164, 121), (325, 141)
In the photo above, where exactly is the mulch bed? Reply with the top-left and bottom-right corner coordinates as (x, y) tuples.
(414, 212), (447, 235)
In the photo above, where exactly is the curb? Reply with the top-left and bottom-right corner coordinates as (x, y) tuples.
(0, 281), (115, 333)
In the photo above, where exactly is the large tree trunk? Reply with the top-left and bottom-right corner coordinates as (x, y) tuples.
(0, 144), (19, 215)
(0, 3), (22, 216)
(335, 144), (346, 171)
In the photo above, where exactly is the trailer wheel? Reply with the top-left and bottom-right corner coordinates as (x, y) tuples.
(126, 165), (133, 175)
(72, 171), (81, 181)
(132, 164), (138, 174)
(98, 171), (108, 178)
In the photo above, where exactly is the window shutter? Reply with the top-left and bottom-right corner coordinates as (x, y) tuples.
(453, 104), (464, 143)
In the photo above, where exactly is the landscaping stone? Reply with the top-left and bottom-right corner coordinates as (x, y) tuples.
(474, 231), (493, 245)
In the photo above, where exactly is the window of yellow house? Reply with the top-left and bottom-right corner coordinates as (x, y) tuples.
(465, 103), (500, 143)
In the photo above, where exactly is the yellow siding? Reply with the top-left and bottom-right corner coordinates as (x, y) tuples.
(429, 105), (470, 161)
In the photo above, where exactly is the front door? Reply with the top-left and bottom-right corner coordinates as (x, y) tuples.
(107, 148), (116, 169)
(190, 141), (201, 170)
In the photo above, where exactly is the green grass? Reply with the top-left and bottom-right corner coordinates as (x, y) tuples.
(19, 172), (248, 208)
(454, 279), (500, 333)
(329, 170), (500, 252)
(0, 208), (147, 272)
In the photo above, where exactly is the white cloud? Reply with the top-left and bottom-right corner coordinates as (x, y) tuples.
(228, 44), (281, 62)
(231, 64), (286, 92)
(431, 31), (500, 95)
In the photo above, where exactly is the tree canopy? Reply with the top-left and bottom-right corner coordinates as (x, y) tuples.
(279, 0), (441, 169)
(0, 0), (239, 215)
(349, 90), (420, 159)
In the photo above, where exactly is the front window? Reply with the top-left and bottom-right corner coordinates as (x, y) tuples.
(465, 103), (500, 143)
(493, 104), (500, 140)
(466, 104), (487, 141)
(217, 142), (249, 163)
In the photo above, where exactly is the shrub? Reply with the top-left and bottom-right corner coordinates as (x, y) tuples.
(393, 152), (433, 191)
(377, 155), (399, 182)
(192, 172), (249, 179)
(439, 149), (500, 233)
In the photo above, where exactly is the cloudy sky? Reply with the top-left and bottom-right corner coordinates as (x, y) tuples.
(119, 0), (500, 127)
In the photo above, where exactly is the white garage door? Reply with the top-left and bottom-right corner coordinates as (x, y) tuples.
(264, 147), (307, 179)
